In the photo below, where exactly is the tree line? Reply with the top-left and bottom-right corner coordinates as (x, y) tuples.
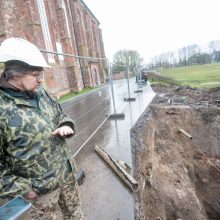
(111, 40), (220, 75)
(148, 40), (220, 69)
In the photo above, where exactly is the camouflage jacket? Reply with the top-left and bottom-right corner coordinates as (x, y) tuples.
(0, 88), (75, 198)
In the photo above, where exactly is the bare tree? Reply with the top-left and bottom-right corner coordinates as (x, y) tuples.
(112, 49), (143, 74)
(208, 40), (220, 53)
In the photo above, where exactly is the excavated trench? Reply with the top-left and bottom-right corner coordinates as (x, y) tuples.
(131, 86), (220, 220)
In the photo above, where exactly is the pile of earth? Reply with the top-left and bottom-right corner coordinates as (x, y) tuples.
(151, 85), (220, 108)
(131, 85), (220, 220)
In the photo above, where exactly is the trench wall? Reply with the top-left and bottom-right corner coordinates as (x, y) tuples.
(130, 104), (220, 219)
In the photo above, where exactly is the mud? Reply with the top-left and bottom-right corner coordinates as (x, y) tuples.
(131, 85), (220, 220)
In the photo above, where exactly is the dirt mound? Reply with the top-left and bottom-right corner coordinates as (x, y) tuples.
(131, 86), (220, 220)
(151, 85), (220, 107)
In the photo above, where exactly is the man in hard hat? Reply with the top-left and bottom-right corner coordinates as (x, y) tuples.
(0, 38), (84, 219)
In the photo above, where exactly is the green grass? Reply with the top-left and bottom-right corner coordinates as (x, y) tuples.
(159, 63), (220, 88)
(58, 87), (95, 103)
(0, 63), (4, 70)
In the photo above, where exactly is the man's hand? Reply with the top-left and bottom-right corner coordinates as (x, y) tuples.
(25, 191), (38, 200)
(52, 125), (74, 137)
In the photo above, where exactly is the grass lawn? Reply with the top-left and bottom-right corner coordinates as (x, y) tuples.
(159, 63), (220, 88)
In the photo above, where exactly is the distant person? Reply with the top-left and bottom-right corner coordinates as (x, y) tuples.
(0, 38), (84, 219)
(136, 68), (148, 85)
(141, 69), (148, 82)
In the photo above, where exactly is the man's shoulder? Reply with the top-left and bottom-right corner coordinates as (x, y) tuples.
(0, 94), (7, 116)
(40, 89), (58, 105)
(41, 89), (52, 99)
(0, 89), (13, 104)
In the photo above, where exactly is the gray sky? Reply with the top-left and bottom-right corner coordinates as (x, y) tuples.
(84, 0), (220, 63)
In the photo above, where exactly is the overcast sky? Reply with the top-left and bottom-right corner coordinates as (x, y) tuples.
(83, 0), (220, 63)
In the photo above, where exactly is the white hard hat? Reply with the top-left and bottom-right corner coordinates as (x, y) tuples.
(0, 38), (51, 68)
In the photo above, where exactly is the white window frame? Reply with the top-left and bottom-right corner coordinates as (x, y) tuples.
(37, 0), (55, 63)
(56, 42), (64, 63)
(62, 0), (71, 39)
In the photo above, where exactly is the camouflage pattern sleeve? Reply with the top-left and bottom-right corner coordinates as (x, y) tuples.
(56, 102), (75, 130)
(0, 126), (32, 198)
(44, 90), (75, 130)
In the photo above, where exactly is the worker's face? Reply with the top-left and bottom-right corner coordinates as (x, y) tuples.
(15, 71), (44, 92)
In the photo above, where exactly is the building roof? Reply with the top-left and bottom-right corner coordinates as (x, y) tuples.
(79, 0), (100, 25)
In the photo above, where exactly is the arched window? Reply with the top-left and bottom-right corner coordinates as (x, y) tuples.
(37, 0), (55, 63)
(61, 0), (71, 40)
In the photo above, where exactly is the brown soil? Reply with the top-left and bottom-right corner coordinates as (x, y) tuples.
(131, 85), (220, 220)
